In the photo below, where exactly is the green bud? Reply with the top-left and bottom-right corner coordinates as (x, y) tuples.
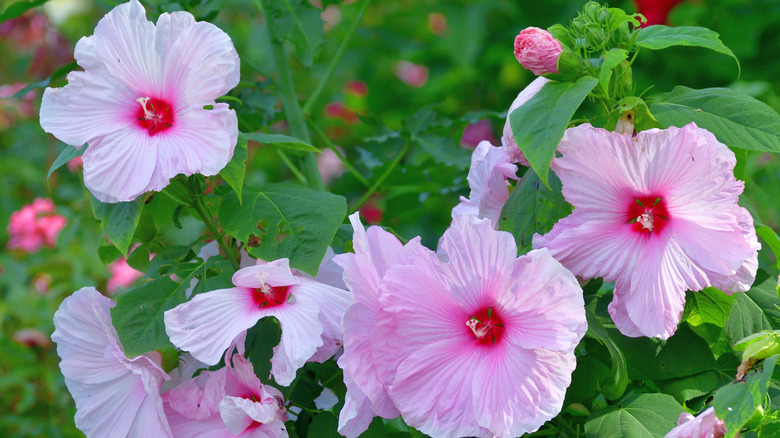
(158, 346), (181, 374)
(734, 330), (780, 362)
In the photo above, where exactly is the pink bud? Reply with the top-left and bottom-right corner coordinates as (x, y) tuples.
(513, 27), (563, 75)
(345, 80), (368, 97)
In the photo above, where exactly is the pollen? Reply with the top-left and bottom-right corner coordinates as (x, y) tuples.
(626, 195), (670, 235)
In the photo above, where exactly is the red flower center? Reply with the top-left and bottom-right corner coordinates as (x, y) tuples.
(626, 195), (670, 235)
(136, 96), (174, 136)
(251, 284), (290, 308)
(466, 307), (505, 346)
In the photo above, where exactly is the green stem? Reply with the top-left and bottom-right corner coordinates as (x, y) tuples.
(301, 0), (371, 115)
(275, 148), (308, 186)
(255, 0), (324, 191)
(186, 183), (240, 270)
(348, 140), (409, 214)
(307, 118), (372, 188)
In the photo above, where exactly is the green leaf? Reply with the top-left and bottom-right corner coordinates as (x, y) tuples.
(110, 277), (185, 357)
(498, 170), (571, 254)
(585, 393), (684, 438)
(611, 323), (717, 380)
(244, 133), (320, 153)
(245, 317), (281, 381)
(220, 184), (346, 275)
(725, 274), (780, 347)
(90, 195), (146, 256)
(509, 76), (598, 187)
(47, 145), (83, 180)
(266, 0), (324, 67)
(756, 225), (780, 270)
(599, 48), (628, 97)
(0, 0), (47, 23)
(634, 25), (739, 72)
(648, 86), (780, 152)
(655, 371), (719, 403)
(413, 135), (471, 169)
(685, 288), (735, 327)
(308, 413), (340, 438)
(714, 355), (778, 438)
(220, 133), (248, 201)
(586, 311), (629, 401)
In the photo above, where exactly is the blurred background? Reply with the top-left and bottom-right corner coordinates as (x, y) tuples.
(1, 0), (778, 436)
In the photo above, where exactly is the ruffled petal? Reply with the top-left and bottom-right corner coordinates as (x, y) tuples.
(337, 385), (376, 438)
(219, 396), (278, 435)
(264, 296), (323, 385)
(294, 277), (350, 362)
(40, 70), (136, 146)
(164, 287), (262, 365)
(452, 142), (517, 228)
(146, 105), (237, 193)
(81, 127), (159, 202)
(501, 248), (586, 353)
(471, 346), (577, 437)
(706, 208), (759, 294)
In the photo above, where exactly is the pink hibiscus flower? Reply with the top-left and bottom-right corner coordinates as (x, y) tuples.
(51, 287), (172, 437)
(39, 0), (239, 203)
(164, 258), (350, 385)
(534, 123), (759, 339)
(665, 407), (727, 438)
(451, 141), (518, 228)
(334, 213), (404, 437)
(372, 215), (586, 437)
(7, 198), (67, 252)
(163, 352), (288, 438)
(501, 76), (550, 166)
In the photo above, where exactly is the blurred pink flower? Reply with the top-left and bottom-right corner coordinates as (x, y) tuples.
(52, 287), (172, 437)
(7, 198), (67, 253)
(107, 256), (144, 295)
(634, 0), (684, 27)
(452, 141), (518, 228)
(33, 273), (52, 294)
(66, 155), (83, 172)
(324, 102), (358, 124)
(163, 352), (288, 437)
(373, 215), (586, 437)
(428, 12), (448, 35)
(164, 258), (349, 385)
(514, 27), (562, 75)
(13, 328), (52, 348)
(358, 200), (383, 224)
(534, 123), (759, 339)
(665, 407), (727, 438)
(40, 0), (239, 203)
(501, 77), (550, 166)
(345, 80), (368, 97)
(0, 83), (37, 130)
(460, 119), (498, 149)
(395, 61), (429, 88)
(317, 148), (347, 185)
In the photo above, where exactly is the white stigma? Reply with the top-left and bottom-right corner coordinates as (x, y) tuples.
(637, 212), (654, 231)
(253, 272), (272, 294)
(466, 318), (489, 339)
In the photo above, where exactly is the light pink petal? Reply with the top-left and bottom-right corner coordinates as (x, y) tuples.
(81, 127), (159, 202)
(533, 211), (643, 282)
(438, 215), (518, 306)
(87, 0), (162, 95)
(471, 345), (577, 437)
(705, 208), (759, 294)
(219, 396), (278, 435)
(161, 20), (240, 107)
(452, 142), (517, 228)
(337, 386), (376, 438)
(244, 419), (289, 438)
(665, 407), (727, 438)
(501, 248), (586, 353)
(501, 77), (550, 166)
(162, 367), (226, 420)
(146, 106), (237, 193)
(264, 296), (323, 385)
(40, 69), (136, 146)
(164, 287), (261, 365)
(388, 338), (488, 438)
(165, 405), (234, 438)
(295, 277), (350, 362)
(314, 247), (347, 289)
(609, 236), (706, 339)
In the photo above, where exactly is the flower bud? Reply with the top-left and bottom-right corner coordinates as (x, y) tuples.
(514, 27), (563, 76)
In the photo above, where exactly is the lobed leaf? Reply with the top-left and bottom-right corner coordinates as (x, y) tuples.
(585, 393), (684, 438)
(634, 25), (739, 72)
(725, 273), (780, 347)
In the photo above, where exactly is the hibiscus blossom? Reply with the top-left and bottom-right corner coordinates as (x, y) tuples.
(164, 258), (349, 385)
(7, 198), (67, 252)
(534, 123), (759, 339)
(39, 0), (239, 203)
(334, 213), (404, 437)
(51, 287), (172, 437)
(163, 352), (288, 438)
(371, 215), (586, 437)
(665, 407), (727, 438)
(451, 140), (518, 228)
